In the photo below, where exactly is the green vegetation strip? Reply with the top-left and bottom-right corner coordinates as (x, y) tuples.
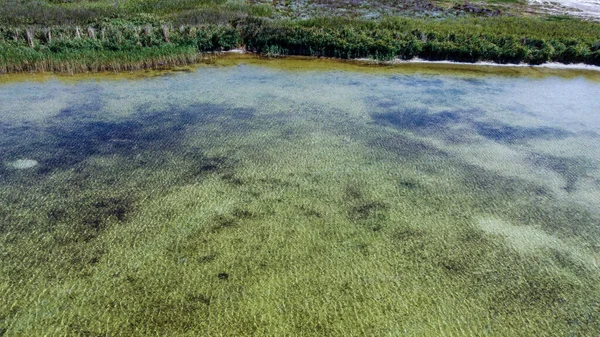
(2, 15), (600, 74)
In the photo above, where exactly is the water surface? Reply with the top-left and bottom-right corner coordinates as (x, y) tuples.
(1, 56), (600, 336)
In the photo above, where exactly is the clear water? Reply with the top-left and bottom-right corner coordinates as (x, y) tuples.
(1, 56), (600, 336)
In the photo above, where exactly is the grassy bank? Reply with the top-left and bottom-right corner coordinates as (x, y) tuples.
(1, 15), (600, 74)
(242, 16), (600, 64)
(0, 20), (241, 73)
(1, 0), (600, 73)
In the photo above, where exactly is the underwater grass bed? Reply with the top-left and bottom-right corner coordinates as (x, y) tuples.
(1, 58), (600, 336)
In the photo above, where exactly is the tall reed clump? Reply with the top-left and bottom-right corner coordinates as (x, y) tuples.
(0, 21), (242, 74)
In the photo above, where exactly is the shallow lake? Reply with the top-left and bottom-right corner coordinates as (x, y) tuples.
(1, 56), (600, 336)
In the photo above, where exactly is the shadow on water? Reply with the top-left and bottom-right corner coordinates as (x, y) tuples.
(371, 105), (573, 145)
(460, 161), (600, 240)
(370, 133), (448, 161)
(366, 116), (599, 242)
(0, 96), (261, 280)
(372, 107), (481, 131)
(3, 101), (254, 175)
(473, 122), (572, 144)
(363, 94), (599, 242)
(344, 183), (389, 232)
(55, 84), (104, 120)
(389, 75), (444, 87)
(0, 98), (256, 236)
(528, 153), (595, 193)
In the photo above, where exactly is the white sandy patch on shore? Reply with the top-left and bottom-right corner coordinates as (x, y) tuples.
(354, 57), (600, 72)
(530, 0), (600, 19)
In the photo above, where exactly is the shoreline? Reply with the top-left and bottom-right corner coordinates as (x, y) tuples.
(3, 49), (600, 79)
(2, 17), (600, 77)
(353, 57), (600, 72)
(3, 52), (600, 84)
(230, 49), (600, 73)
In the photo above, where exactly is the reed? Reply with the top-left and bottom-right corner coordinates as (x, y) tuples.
(0, 22), (241, 74)
(241, 17), (600, 64)
(1, 4), (599, 74)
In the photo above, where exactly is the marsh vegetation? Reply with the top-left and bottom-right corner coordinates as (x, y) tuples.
(1, 0), (600, 74)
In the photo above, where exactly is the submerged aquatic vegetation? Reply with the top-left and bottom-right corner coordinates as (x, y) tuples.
(1, 59), (600, 336)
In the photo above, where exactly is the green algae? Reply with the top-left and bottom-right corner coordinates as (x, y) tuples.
(1, 58), (600, 336)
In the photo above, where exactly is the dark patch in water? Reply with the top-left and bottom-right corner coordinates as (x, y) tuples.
(344, 184), (363, 201)
(344, 181), (389, 232)
(423, 88), (465, 98)
(3, 104), (254, 273)
(438, 128), (479, 145)
(370, 106), (489, 148)
(490, 274), (575, 314)
(210, 206), (256, 233)
(459, 162), (551, 199)
(55, 93), (103, 120)
(18, 103), (254, 174)
(460, 227), (487, 244)
(369, 102), (572, 146)
(370, 134), (447, 160)
(461, 78), (486, 85)
(372, 107), (462, 130)
(528, 153), (593, 192)
(392, 227), (423, 241)
(47, 208), (68, 224)
(349, 201), (388, 221)
(180, 152), (236, 184)
(458, 161), (600, 242)
(212, 214), (237, 231)
(232, 208), (254, 219)
(41, 120), (143, 171)
(42, 194), (136, 244)
(0, 121), (40, 168)
(536, 203), (600, 239)
(547, 248), (587, 276)
(197, 254), (216, 263)
(0, 164), (9, 183)
(0, 121), (33, 137)
(440, 259), (467, 274)
(77, 196), (135, 241)
(220, 172), (244, 186)
(389, 75), (444, 87)
(89, 197), (132, 222)
(197, 156), (228, 172)
(397, 179), (418, 189)
(186, 293), (211, 306)
(473, 122), (572, 143)
(374, 99), (397, 110)
(298, 204), (322, 218)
